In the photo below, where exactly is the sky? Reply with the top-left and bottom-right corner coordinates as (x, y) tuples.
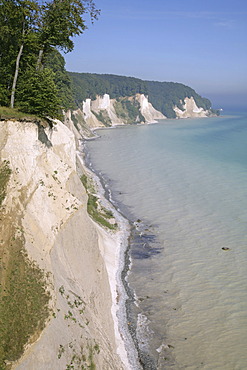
(64, 0), (247, 110)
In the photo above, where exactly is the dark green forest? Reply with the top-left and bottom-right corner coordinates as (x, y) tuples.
(68, 72), (217, 118)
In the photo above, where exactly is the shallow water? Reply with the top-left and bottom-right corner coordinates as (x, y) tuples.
(86, 113), (247, 369)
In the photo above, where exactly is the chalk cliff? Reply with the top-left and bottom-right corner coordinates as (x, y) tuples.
(68, 72), (219, 121)
(0, 120), (133, 369)
(66, 93), (166, 135)
(174, 97), (212, 118)
(135, 94), (165, 123)
(65, 92), (214, 136)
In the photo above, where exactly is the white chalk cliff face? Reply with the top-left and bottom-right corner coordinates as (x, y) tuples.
(135, 94), (166, 123)
(68, 93), (166, 132)
(64, 94), (214, 139)
(91, 94), (125, 125)
(174, 97), (210, 118)
(0, 120), (130, 370)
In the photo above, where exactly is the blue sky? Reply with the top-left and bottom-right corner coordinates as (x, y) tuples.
(64, 0), (247, 109)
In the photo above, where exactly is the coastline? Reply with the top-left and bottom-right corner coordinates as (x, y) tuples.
(76, 143), (141, 369)
(80, 113), (247, 370)
(81, 136), (158, 370)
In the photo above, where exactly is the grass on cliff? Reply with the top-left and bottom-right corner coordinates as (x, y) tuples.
(114, 98), (145, 124)
(0, 161), (11, 207)
(92, 110), (111, 127)
(0, 107), (39, 122)
(80, 174), (117, 230)
(0, 161), (51, 369)
(0, 240), (51, 368)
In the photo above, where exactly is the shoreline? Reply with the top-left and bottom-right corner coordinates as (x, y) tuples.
(82, 121), (165, 369)
(81, 136), (159, 370)
(76, 143), (142, 369)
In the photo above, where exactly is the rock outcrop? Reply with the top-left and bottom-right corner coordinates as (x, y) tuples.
(174, 97), (212, 118)
(135, 94), (165, 123)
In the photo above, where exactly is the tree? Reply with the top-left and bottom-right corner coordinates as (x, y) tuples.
(0, 0), (99, 115)
(16, 66), (62, 118)
(4, 0), (40, 108)
(36, 0), (100, 70)
(44, 49), (75, 110)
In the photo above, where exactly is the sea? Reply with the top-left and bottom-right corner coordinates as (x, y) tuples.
(85, 111), (247, 370)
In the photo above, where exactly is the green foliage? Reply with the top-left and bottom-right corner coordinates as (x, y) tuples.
(0, 106), (42, 121)
(69, 72), (148, 104)
(114, 98), (145, 123)
(0, 161), (11, 207)
(92, 110), (111, 126)
(38, 0), (99, 56)
(0, 87), (9, 107)
(0, 229), (51, 367)
(68, 72), (214, 118)
(44, 50), (75, 110)
(16, 67), (62, 118)
(80, 174), (117, 230)
(0, 0), (99, 115)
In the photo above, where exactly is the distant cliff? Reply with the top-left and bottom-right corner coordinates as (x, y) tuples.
(68, 72), (219, 122)
(64, 93), (166, 138)
(64, 90), (217, 138)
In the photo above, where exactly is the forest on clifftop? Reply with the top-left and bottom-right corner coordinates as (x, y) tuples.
(0, 0), (218, 120)
(69, 72), (216, 118)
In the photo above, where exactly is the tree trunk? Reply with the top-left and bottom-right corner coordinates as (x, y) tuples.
(10, 43), (24, 109)
(36, 48), (44, 71)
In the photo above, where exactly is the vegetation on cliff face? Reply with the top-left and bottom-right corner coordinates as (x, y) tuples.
(0, 160), (51, 369)
(114, 97), (146, 123)
(0, 161), (11, 207)
(80, 174), (117, 230)
(0, 233), (51, 369)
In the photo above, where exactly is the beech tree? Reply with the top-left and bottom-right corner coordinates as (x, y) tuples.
(0, 0), (99, 115)
(36, 0), (99, 70)
(0, 0), (40, 108)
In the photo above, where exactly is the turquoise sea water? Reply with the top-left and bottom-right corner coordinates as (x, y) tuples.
(85, 113), (247, 369)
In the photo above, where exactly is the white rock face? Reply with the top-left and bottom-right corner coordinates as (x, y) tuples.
(82, 98), (104, 128)
(136, 94), (166, 123)
(174, 97), (209, 118)
(70, 93), (167, 131)
(0, 120), (129, 370)
(91, 94), (111, 110)
(83, 98), (93, 119)
(91, 93), (124, 125)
